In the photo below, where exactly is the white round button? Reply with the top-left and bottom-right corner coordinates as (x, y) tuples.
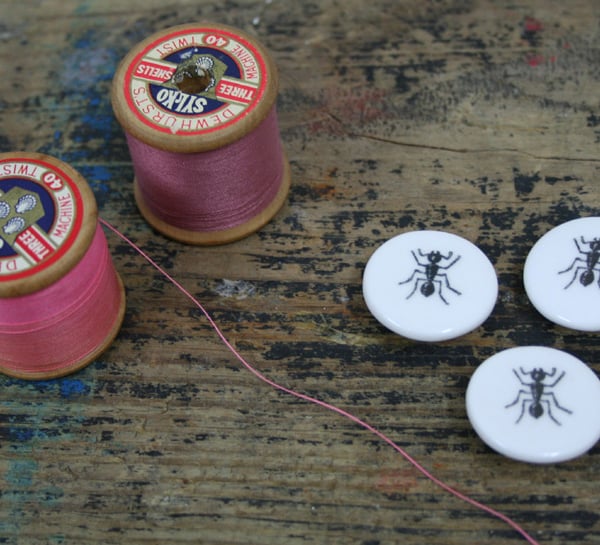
(466, 346), (600, 464)
(524, 216), (600, 331)
(362, 230), (498, 342)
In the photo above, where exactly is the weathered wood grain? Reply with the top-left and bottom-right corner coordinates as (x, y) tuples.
(1, 1), (599, 544)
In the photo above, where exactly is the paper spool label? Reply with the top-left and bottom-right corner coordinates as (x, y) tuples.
(124, 26), (269, 136)
(0, 157), (83, 282)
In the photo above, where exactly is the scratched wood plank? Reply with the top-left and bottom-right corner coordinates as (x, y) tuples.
(1, 1), (600, 544)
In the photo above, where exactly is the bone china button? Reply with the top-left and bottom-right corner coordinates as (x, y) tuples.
(466, 346), (600, 464)
(362, 230), (498, 342)
(524, 216), (600, 331)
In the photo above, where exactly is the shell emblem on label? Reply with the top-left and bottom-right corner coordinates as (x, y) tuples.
(0, 158), (83, 281)
(125, 28), (268, 135)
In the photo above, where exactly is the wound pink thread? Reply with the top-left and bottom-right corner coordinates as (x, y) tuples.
(126, 107), (285, 232)
(0, 226), (123, 375)
(100, 217), (542, 545)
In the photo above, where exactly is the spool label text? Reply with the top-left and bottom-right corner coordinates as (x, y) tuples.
(124, 27), (268, 136)
(0, 158), (83, 281)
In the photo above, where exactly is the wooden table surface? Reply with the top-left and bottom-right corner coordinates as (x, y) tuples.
(1, 1), (599, 544)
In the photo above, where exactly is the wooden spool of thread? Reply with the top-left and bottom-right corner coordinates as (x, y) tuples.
(0, 152), (126, 380)
(111, 22), (291, 245)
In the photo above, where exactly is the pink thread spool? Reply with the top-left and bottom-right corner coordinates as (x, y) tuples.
(0, 153), (126, 380)
(111, 22), (291, 245)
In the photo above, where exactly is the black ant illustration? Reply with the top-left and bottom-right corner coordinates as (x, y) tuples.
(558, 236), (600, 289)
(398, 249), (461, 305)
(505, 367), (572, 425)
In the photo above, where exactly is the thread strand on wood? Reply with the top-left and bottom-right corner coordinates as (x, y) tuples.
(100, 218), (541, 545)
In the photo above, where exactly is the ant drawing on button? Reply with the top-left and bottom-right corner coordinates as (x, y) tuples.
(558, 235), (600, 289)
(398, 249), (461, 305)
(505, 367), (572, 425)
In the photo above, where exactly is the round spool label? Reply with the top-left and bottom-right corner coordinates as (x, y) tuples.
(0, 157), (84, 287)
(123, 26), (269, 137)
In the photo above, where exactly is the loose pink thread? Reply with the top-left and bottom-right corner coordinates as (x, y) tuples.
(100, 218), (542, 545)
(0, 226), (123, 374)
(126, 107), (285, 232)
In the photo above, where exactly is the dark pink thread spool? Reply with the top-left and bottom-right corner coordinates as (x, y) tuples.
(111, 23), (290, 245)
(0, 152), (125, 379)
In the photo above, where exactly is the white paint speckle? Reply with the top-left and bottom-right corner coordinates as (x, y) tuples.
(215, 279), (256, 299)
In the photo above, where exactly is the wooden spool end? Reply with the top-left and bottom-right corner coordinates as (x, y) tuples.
(111, 22), (290, 244)
(0, 152), (126, 379)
